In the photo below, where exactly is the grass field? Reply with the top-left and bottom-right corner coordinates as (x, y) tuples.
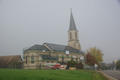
(0, 69), (107, 80)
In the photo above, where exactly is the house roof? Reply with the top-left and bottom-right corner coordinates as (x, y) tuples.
(0, 55), (22, 65)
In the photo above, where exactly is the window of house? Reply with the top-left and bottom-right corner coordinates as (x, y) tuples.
(76, 58), (78, 61)
(47, 61), (49, 63)
(62, 56), (64, 63)
(70, 32), (72, 40)
(31, 56), (34, 64)
(75, 32), (77, 40)
(39, 56), (42, 61)
(51, 61), (54, 63)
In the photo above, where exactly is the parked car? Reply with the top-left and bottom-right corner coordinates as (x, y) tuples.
(51, 64), (61, 69)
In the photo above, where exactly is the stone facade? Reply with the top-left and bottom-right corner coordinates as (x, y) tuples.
(24, 49), (83, 69)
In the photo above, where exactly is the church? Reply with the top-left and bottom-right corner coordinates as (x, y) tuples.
(23, 11), (84, 69)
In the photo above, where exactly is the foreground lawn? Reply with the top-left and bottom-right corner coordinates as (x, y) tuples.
(0, 69), (107, 80)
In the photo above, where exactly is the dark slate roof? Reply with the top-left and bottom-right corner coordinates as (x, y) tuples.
(24, 43), (83, 54)
(69, 10), (77, 30)
(44, 43), (82, 53)
(25, 45), (49, 51)
(65, 46), (82, 53)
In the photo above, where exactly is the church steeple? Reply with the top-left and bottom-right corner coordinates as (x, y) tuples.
(68, 9), (81, 50)
(69, 9), (77, 30)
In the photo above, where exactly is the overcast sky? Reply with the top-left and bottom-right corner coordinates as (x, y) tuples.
(0, 0), (120, 63)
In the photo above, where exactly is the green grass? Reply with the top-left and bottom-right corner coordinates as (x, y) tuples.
(0, 69), (107, 80)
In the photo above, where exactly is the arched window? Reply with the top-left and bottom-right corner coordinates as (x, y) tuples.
(47, 61), (49, 63)
(75, 32), (77, 40)
(70, 32), (72, 40)
(31, 56), (34, 64)
(26, 56), (27, 64)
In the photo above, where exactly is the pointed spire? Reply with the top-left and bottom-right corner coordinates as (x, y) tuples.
(69, 9), (77, 30)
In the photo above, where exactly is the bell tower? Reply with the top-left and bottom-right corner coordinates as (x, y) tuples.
(68, 10), (81, 50)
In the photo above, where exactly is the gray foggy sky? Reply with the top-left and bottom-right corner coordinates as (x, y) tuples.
(0, 0), (120, 63)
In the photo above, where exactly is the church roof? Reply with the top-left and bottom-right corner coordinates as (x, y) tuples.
(44, 43), (66, 51)
(24, 45), (49, 51)
(44, 43), (82, 53)
(69, 10), (77, 30)
(24, 43), (83, 54)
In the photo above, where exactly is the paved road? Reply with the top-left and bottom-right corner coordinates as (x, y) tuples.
(103, 70), (120, 80)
